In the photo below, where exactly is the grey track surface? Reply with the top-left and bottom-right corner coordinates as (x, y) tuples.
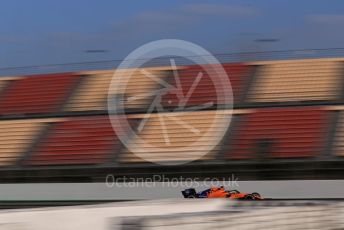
(0, 180), (344, 201)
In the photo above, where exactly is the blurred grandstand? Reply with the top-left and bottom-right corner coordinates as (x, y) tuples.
(1, 50), (344, 182)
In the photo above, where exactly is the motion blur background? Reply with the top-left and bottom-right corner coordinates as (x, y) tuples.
(1, 0), (344, 229)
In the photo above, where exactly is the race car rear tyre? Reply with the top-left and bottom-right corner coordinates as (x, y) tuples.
(252, 192), (261, 198)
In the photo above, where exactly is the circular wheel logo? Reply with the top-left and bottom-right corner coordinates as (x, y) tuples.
(108, 39), (233, 165)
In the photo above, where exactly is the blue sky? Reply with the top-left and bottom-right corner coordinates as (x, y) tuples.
(1, 0), (344, 68)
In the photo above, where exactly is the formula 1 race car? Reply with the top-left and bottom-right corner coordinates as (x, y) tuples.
(181, 187), (263, 200)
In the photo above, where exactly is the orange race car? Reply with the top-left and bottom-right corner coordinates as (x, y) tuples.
(181, 187), (263, 200)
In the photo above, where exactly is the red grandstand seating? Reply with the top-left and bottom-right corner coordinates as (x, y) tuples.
(161, 63), (250, 107)
(0, 73), (79, 115)
(226, 107), (330, 159)
(0, 60), (336, 168)
(26, 116), (126, 165)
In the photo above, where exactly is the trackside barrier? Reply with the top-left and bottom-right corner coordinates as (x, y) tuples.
(117, 201), (344, 230)
(0, 200), (343, 229)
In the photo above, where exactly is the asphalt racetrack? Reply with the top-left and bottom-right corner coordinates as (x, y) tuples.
(0, 180), (343, 201)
